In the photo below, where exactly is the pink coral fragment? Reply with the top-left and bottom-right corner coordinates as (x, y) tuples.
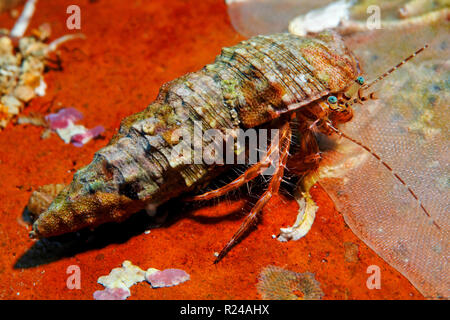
(44, 107), (104, 146)
(146, 269), (190, 288)
(93, 287), (130, 300)
(71, 125), (105, 147)
(45, 107), (83, 129)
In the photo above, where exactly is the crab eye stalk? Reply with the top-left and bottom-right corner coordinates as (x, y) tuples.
(327, 95), (338, 104)
(356, 76), (365, 85)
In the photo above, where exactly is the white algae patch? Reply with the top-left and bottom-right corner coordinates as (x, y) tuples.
(97, 260), (148, 291)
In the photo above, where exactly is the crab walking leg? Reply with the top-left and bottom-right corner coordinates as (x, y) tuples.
(186, 121), (292, 201)
(10, 0), (38, 38)
(214, 121), (292, 263)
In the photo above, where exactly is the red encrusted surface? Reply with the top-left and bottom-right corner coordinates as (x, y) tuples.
(0, 0), (423, 299)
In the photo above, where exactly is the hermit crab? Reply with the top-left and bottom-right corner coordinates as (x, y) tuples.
(29, 29), (438, 268)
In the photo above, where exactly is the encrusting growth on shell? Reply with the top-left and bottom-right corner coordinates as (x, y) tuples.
(27, 183), (66, 221)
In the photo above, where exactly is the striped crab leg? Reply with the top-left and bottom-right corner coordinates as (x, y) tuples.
(185, 120), (292, 201)
(214, 120), (292, 263)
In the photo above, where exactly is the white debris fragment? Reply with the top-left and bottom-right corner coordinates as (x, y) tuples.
(34, 78), (47, 96)
(10, 0), (38, 38)
(289, 0), (354, 36)
(95, 261), (190, 299)
(45, 107), (105, 146)
(97, 260), (149, 291)
(55, 123), (86, 144)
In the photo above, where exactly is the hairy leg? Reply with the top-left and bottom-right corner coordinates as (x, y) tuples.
(279, 120), (322, 241)
(214, 120), (292, 263)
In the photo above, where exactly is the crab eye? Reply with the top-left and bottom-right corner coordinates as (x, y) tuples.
(327, 96), (338, 104)
(356, 76), (365, 85)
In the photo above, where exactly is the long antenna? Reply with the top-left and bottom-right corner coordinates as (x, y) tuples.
(362, 44), (429, 91)
(326, 122), (441, 230)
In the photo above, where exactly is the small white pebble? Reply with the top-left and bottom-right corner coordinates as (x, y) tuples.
(271, 234), (276, 239)
(17, 292), (20, 296)
(213, 252), (219, 257)
(144, 230), (151, 235)
(35, 78), (47, 97)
